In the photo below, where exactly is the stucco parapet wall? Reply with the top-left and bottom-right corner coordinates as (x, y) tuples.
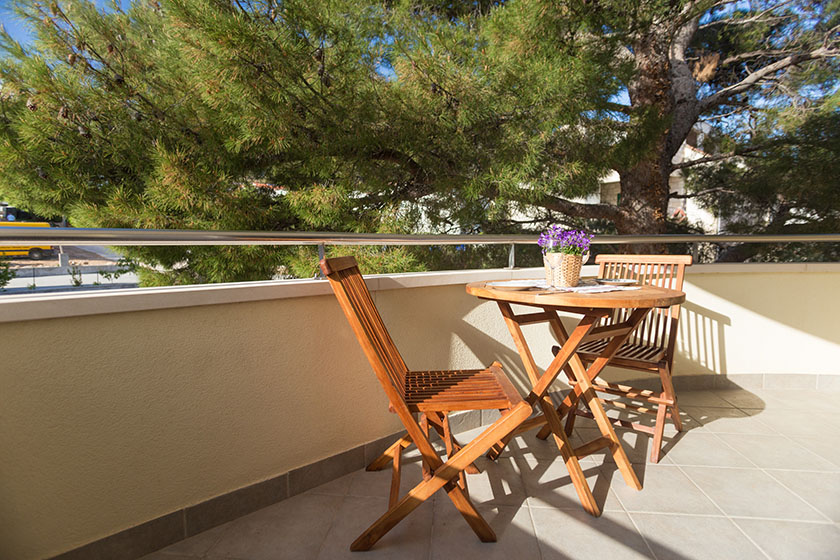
(684, 262), (840, 274)
(1, 262), (838, 323)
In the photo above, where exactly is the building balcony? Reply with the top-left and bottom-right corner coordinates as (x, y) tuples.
(1, 257), (839, 559)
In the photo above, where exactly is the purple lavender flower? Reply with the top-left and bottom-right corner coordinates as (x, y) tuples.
(537, 226), (593, 256)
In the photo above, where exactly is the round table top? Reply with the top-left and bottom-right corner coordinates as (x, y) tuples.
(466, 279), (685, 309)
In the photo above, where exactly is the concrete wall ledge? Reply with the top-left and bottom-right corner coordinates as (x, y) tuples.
(3, 260), (840, 559)
(3, 261), (838, 323)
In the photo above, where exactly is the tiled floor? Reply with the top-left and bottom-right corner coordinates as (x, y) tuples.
(142, 388), (840, 560)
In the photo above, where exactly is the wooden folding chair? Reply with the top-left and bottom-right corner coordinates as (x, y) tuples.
(321, 256), (531, 551)
(543, 254), (692, 463)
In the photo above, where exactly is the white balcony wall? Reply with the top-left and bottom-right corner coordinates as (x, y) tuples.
(1, 263), (839, 559)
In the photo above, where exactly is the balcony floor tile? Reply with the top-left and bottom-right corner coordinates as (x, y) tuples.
(141, 388), (840, 560)
(520, 454), (624, 512)
(315, 496), (433, 560)
(680, 466), (827, 521)
(203, 493), (343, 559)
(430, 502), (539, 560)
(715, 433), (839, 471)
(733, 519), (840, 560)
(654, 432), (754, 468)
(673, 390), (735, 408)
(532, 509), (653, 559)
(762, 470), (840, 523)
(631, 513), (766, 560)
(681, 405), (777, 435)
(608, 464), (720, 515)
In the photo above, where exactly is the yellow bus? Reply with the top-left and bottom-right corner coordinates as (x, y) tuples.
(0, 222), (55, 259)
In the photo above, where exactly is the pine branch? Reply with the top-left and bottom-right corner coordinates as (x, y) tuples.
(534, 194), (622, 222)
(668, 187), (736, 199)
(717, 204), (793, 262)
(698, 11), (793, 30)
(369, 149), (424, 179)
(603, 101), (633, 114)
(720, 49), (803, 66)
(696, 0), (796, 29)
(670, 143), (773, 170)
(698, 106), (750, 123)
(495, 217), (552, 226)
(699, 46), (839, 112)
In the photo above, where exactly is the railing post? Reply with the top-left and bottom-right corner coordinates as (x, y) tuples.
(691, 242), (700, 263)
(316, 243), (326, 278)
(507, 244), (516, 269)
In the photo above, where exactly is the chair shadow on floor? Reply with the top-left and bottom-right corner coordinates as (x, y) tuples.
(409, 325), (682, 557)
(343, 296), (772, 557)
(448, 306), (767, 469)
(450, 309), (764, 456)
(370, 423), (699, 559)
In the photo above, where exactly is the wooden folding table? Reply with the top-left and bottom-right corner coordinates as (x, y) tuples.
(465, 280), (685, 516)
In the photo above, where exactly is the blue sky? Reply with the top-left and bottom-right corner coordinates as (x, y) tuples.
(1, 2), (34, 46)
(1, 1), (131, 46)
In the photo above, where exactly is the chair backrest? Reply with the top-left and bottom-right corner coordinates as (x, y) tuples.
(320, 256), (409, 406)
(596, 254), (692, 364)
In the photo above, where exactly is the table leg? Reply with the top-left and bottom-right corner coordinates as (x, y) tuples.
(532, 392), (601, 515)
(497, 302), (604, 515)
(546, 309), (648, 490)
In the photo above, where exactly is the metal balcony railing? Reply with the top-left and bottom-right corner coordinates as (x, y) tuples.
(1, 228), (838, 267)
(1, 227), (839, 247)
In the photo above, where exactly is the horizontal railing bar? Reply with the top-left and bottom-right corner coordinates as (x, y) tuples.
(0, 227), (839, 247)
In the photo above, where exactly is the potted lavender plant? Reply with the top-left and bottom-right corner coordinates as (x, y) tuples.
(538, 226), (593, 287)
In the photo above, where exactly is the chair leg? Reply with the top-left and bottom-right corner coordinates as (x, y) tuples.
(428, 412), (480, 474)
(420, 414), (432, 481)
(367, 434), (412, 471)
(670, 401), (683, 432)
(485, 409), (516, 461)
(350, 402), (531, 551)
(442, 413), (468, 495)
(389, 442), (401, 508)
(537, 393), (579, 440)
(650, 402), (668, 463)
(658, 363), (683, 432)
(537, 349), (585, 441)
(650, 362), (683, 463)
(445, 480), (494, 541)
(564, 394), (580, 436)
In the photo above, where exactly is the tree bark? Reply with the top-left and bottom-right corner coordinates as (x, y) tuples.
(613, 28), (678, 239)
(521, 7), (836, 247)
(612, 16), (700, 243)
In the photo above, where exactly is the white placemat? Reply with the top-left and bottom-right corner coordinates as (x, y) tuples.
(550, 284), (641, 293)
(485, 280), (548, 289)
(485, 279), (640, 293)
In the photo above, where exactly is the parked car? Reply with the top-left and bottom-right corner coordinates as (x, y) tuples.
(0, 222), (56, 259)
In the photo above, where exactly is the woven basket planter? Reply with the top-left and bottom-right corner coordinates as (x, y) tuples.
(544, 252), (584, 288)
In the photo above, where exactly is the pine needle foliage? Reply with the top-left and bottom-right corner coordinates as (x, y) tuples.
(0, 0), (837, 283)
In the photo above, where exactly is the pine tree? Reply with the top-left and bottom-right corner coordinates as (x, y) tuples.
(686, 107), (840, 262)
(479, 1), (839, 238)
(1, 0), (837, 284)
(0, 0), (431, 282)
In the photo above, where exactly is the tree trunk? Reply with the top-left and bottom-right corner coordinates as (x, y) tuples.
(614, 20), (700, 251)
(614, 148), (672, 253)
(616, 147), (671, 236)
(614, 30), (674, 246)
(530, 16), (706, 251)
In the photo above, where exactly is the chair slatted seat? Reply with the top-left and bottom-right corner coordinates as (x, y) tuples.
(321, 256), (530, 551)
(553, 254), (692, 463)
(404, 368), (520, 412)
(577, 340), (666, 363)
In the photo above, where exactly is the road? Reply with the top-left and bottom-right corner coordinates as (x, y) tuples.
(2, 269), (139, 294)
